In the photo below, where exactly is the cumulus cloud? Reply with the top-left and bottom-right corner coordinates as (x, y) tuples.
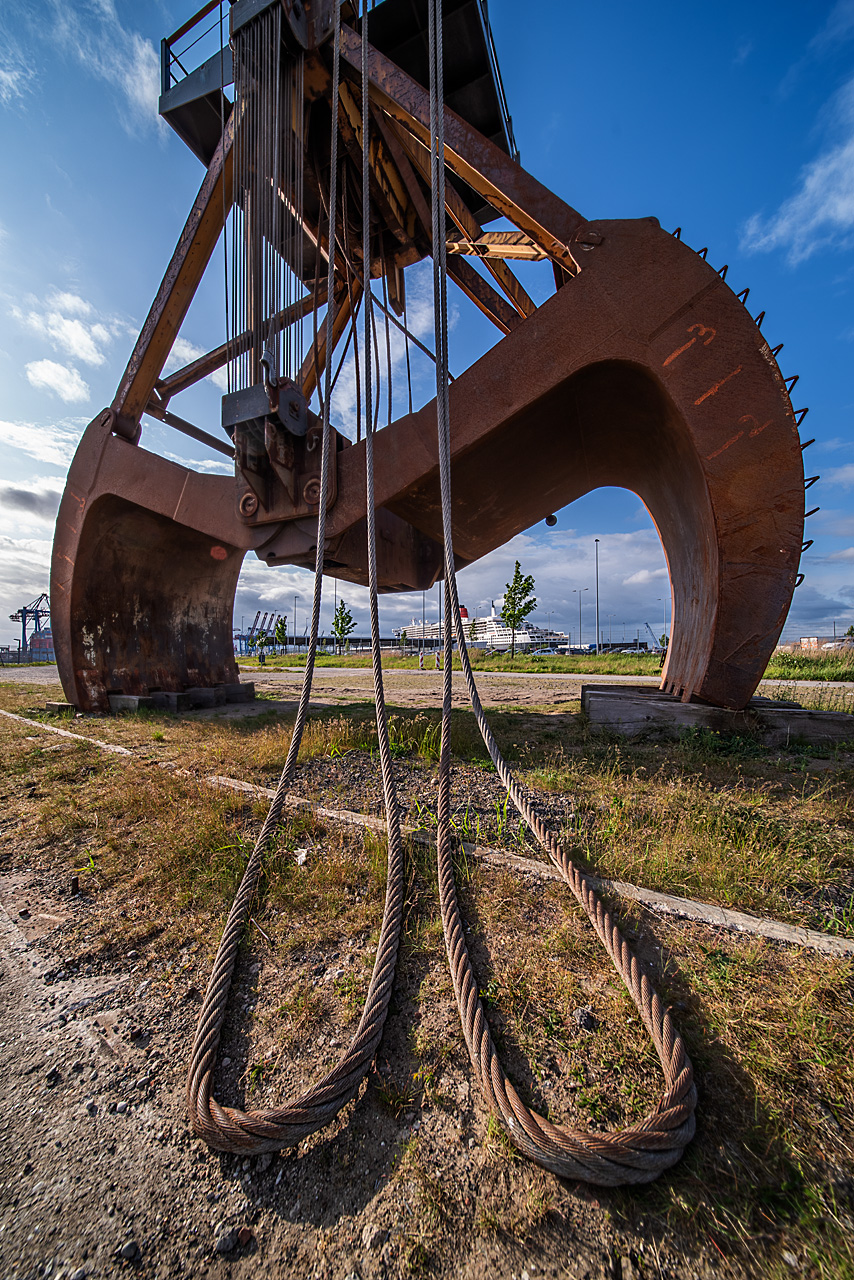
(743, 75), (854, 263)
(25, 360), (90, 404)
(11, 288), (122, 368)
(622, 567), (668, 586)
(47, 0), (162, 134)
(230, 524), (674, 644)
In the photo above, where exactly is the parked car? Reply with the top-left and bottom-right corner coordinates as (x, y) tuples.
(530, 646), (559, 656)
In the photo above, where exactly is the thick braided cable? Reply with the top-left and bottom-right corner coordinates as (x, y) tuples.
(426, 0), (696, 1185)
(358, 0), (408, 1125)
(186, 2), (405, 1152)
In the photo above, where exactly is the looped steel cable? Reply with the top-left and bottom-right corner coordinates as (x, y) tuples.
(186, 0), (406, 1153)
(426, 0), (696, 1185)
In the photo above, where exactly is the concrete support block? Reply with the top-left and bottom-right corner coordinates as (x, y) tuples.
(45, 702), (76, 715)
(108, 695), (154, 714)
(149, 691), (191, 712)
(184, 686), (226, 709)
(222, 682), (255, 703)
(582, 684), (854, 747)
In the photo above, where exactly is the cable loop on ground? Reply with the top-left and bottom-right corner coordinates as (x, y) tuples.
(186, 0), (406, 1154)
(426, 0), (695, 1185)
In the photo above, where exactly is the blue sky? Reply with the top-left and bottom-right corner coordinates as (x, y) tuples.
(2, 0), (854, 648)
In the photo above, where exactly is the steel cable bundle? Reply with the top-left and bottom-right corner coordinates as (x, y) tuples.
(187, 0), (406, 1152)
(188, 0), (696, 1183)
(424, 0), (696, 1183)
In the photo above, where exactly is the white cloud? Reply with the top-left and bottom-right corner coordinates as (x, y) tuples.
(622, 567), (668, 586)
(164, 336), (228, 392)
(809, 0), (854, 52)
(824, 463), (854, 487)
(828, 546), (854, 561)
(12, 288), (121, 368)
(0, 31), (34, 107)
(48, 291), (93, 318)
(0, 534), (54, 647)
(743, 75), (854, 263)
(162, 451), (233, 475)
(0, 418), (87, 467)
(47, 0), (163, 134)
(25, 360), (90, 404)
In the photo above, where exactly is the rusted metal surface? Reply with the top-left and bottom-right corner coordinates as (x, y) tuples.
(155, 290), (326, 401)
(112, 112), (233, 427)
(340, 27), (584, 271)
(51, 413), (252, 713)
(328, 218), (802, 710)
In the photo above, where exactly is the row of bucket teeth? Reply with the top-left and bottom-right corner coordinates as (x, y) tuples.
(671, 225), (818, 585)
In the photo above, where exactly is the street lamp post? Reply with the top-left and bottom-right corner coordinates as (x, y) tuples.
(572, 587), (588, 648)
(594, 538), (600, 655)
(607, 612), (616, 647)
(293, 594), (299, 652)
(657, 596), (667, 646)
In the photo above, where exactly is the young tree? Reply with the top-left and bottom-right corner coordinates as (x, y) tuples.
(468, 616), (478, 646)
(332, 599), (356, 654)
(252, 629), (269, 664)
(500, 561), (536, 658)
(847, 624), (854, 638)
(400, 628), (408, 655)
(274, 616), (288, 653)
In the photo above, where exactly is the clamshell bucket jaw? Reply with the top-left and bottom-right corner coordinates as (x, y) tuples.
(51, 411), (248, 714)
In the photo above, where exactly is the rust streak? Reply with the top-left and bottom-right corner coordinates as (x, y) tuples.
(695, 366), (743, 406)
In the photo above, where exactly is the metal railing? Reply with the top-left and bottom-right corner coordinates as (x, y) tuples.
(161, 0), (228, 95)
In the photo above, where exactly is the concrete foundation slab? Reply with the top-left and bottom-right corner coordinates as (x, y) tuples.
(582, 685), (854, 747)
(44, 702), (75, 715)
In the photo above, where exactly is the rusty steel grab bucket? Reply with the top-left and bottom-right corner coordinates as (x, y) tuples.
(49, 0), (805, 715)
(51, 217), (804, 715)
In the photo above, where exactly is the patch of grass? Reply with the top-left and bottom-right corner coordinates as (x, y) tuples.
(765, 649), (854, 682)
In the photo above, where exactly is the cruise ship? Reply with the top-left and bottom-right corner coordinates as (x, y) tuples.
(394, 604), (565, 652)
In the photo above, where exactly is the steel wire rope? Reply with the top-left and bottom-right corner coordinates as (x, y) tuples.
(425, 0), (696, 1185)
(187, 0), (405, 1151)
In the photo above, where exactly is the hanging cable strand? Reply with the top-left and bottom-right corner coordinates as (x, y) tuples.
(187, 0), (405, 1152)
(426, 0), (696, 1185)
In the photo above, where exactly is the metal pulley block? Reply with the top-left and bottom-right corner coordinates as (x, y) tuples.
(222, 380), (308, 439)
